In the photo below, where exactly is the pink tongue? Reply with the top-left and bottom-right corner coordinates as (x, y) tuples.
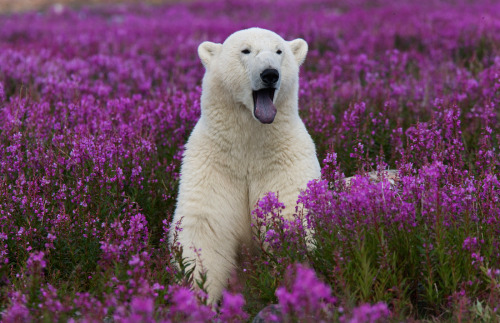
(254, 89), (276, 124)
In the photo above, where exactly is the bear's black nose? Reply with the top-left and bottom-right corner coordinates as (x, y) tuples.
(260, 69), (279, 86)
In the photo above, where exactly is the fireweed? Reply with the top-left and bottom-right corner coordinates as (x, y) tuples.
(0, 0), (499, 321)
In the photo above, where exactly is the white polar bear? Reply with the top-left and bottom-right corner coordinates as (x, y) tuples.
(170, 27), (321, 303)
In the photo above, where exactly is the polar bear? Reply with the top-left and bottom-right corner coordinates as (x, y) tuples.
(170, 28), (321, 304)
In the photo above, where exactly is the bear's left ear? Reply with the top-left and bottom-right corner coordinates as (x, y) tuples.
(198, 41), (222, 68)
(288, 38), (308, 66)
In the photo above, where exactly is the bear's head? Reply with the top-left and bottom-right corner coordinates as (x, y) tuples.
(198, 28), (308, 124)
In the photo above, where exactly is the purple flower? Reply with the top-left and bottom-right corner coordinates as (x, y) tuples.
(166, 286), (215, 322)
(0, 82), (5, 103)
(2, 292), (31, 323)
(463, 237), (479, 252)
(26, 251), (46, 274)
(219, 291), (249, 322)
(276, 264), (335, 319)
(130, 296), (154, 315)
(341, 302), (391, 323)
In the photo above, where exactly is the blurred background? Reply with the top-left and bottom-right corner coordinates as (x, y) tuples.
(0, 0), (185, 13)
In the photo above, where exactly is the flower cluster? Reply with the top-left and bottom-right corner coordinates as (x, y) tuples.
(276, 264), (336, 320)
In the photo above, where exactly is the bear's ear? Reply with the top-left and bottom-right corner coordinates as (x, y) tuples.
(288, 38), (308, 66)
(198, 41), (222, 68)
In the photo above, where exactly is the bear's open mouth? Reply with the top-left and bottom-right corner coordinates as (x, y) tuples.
(252, 88), (276, 124)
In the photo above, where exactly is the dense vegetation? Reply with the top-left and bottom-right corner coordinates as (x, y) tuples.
(0, 0), (498, 321)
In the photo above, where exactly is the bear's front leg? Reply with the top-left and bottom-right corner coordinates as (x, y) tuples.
(249, 146), (321, 249)
(171, 162), (250, 304)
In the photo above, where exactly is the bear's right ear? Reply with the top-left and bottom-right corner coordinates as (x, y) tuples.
(198, 41), (222, 68)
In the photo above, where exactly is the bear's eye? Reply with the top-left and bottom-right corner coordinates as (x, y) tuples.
(241, 49), (251, 54)
(276, 49), (282, 55)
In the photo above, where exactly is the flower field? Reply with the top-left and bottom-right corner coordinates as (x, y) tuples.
(0, 0), (499, 321)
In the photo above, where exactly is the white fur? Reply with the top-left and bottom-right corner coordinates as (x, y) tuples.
(170, 28), (321, 304)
